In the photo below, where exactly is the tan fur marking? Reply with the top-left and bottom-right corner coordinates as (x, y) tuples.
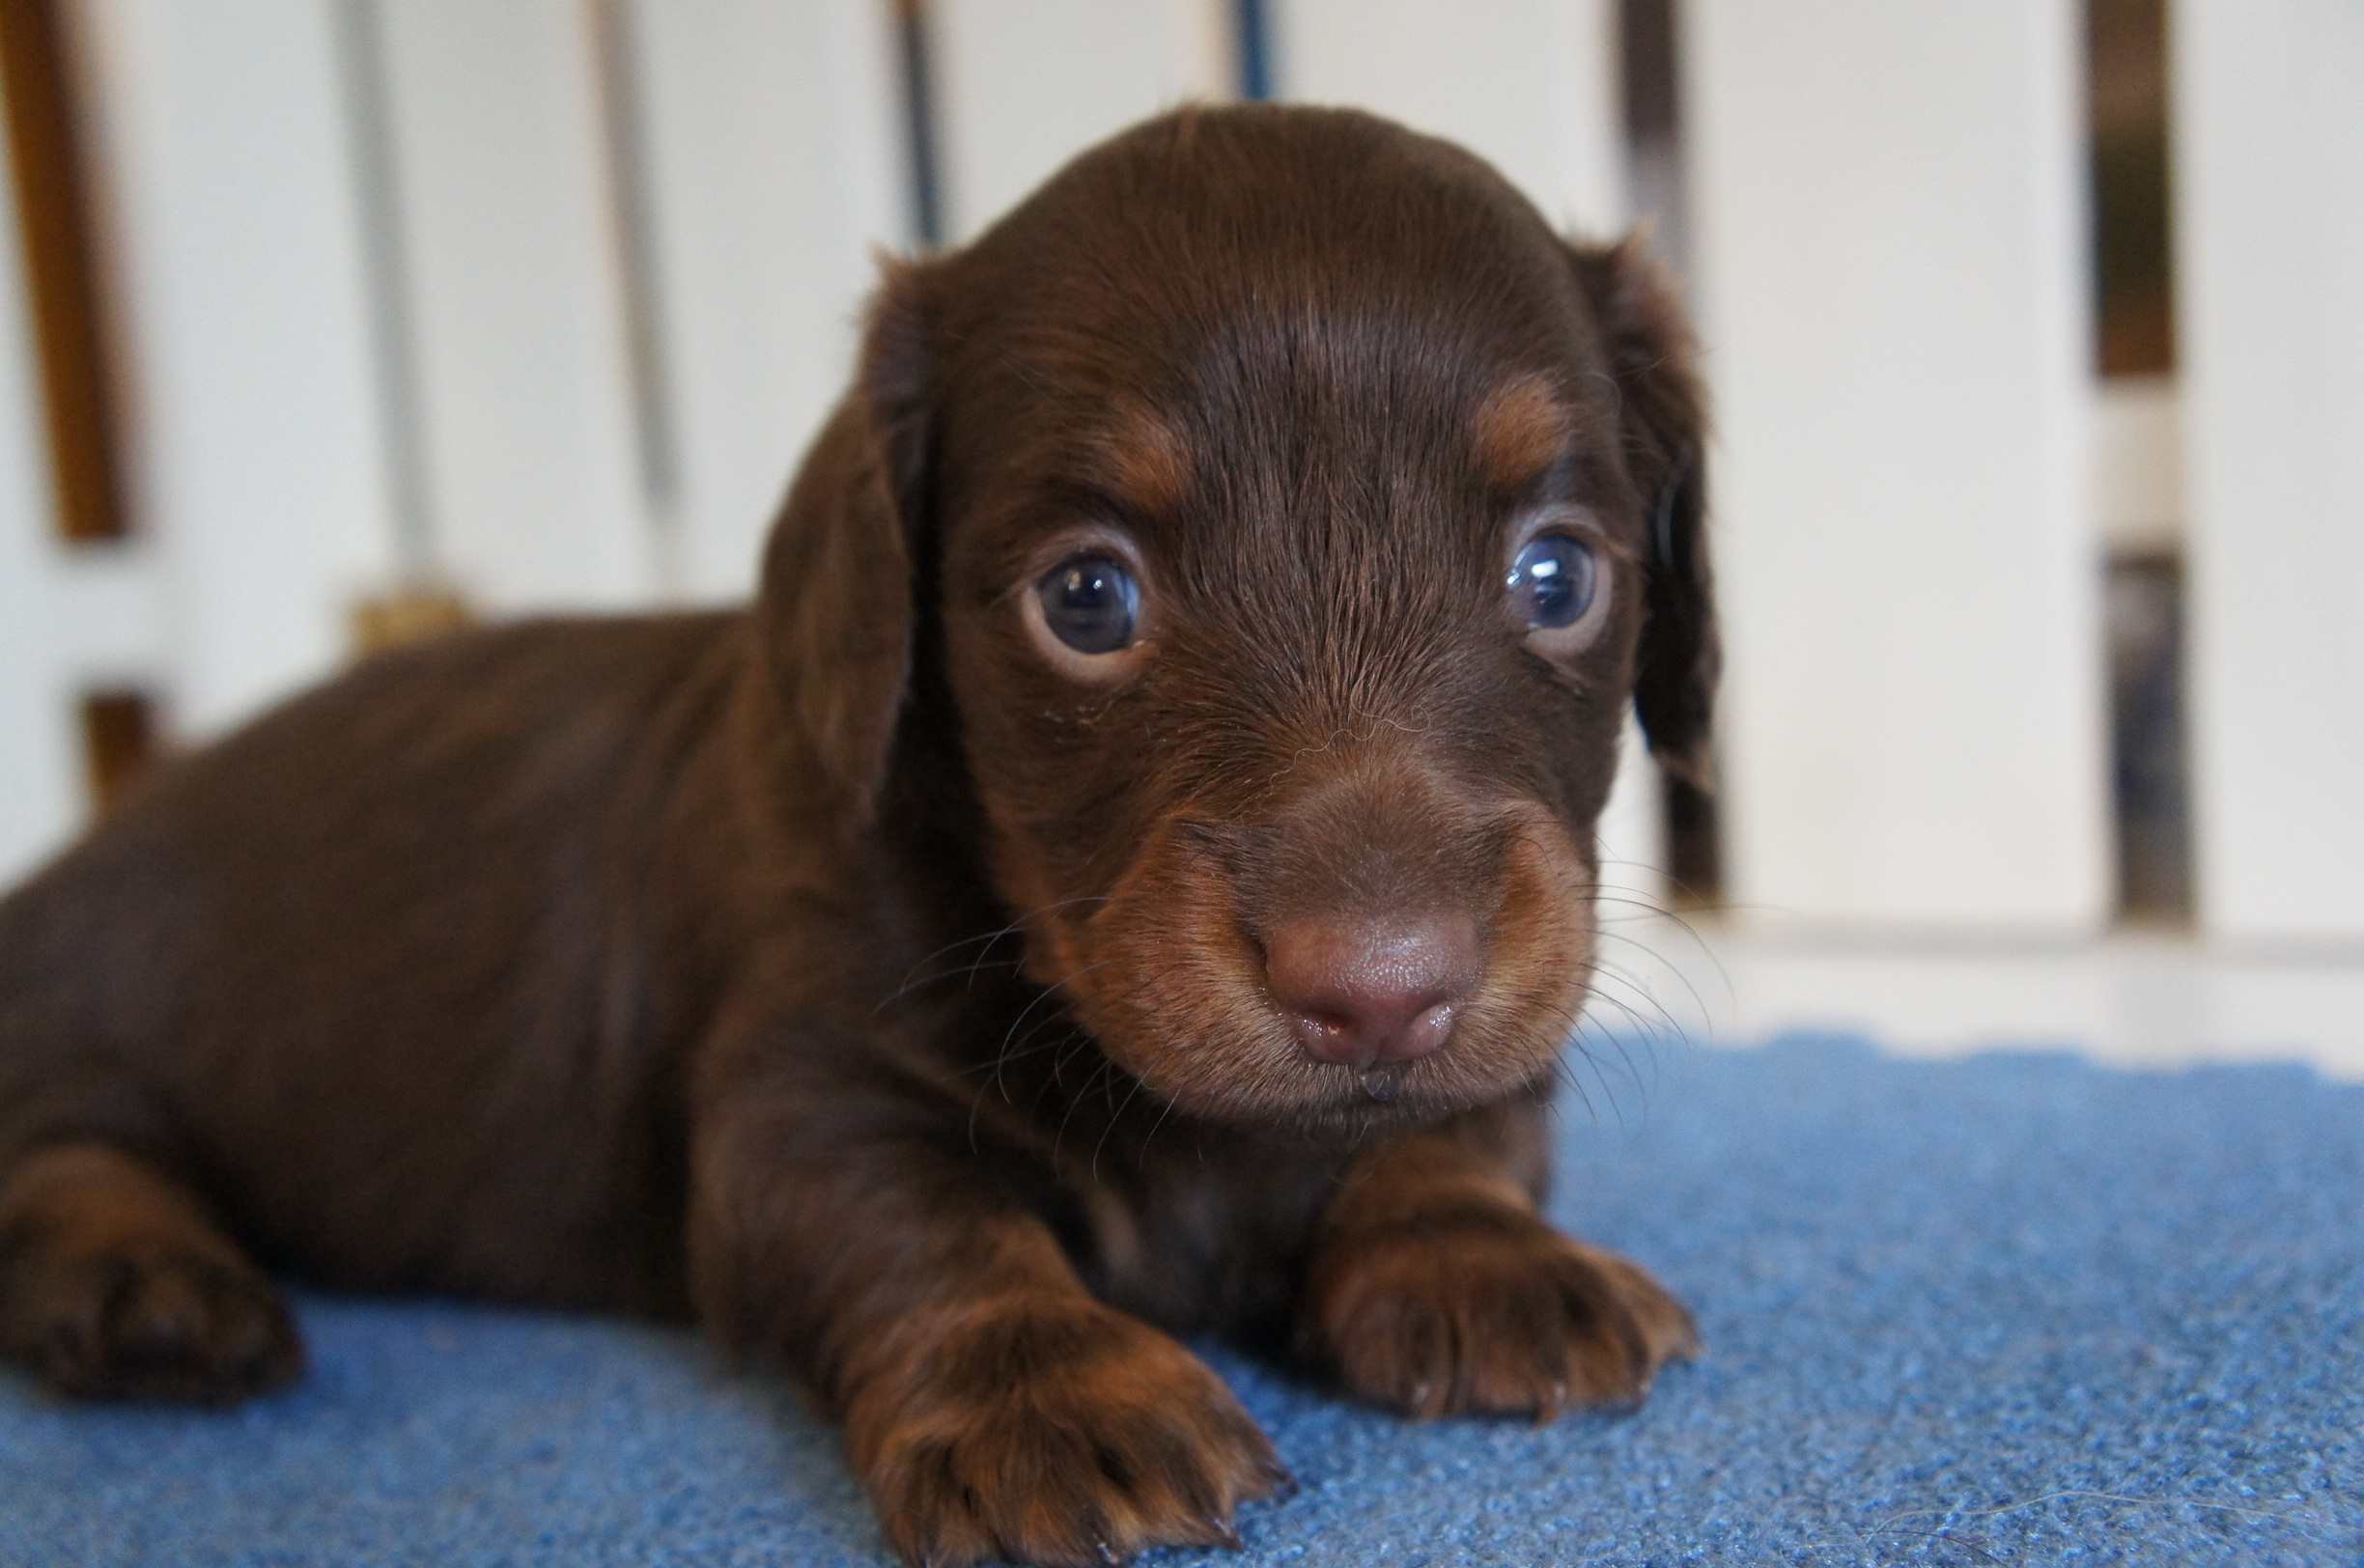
(1471, 373), (1571, 493)
(1080, 405), (1194, 517)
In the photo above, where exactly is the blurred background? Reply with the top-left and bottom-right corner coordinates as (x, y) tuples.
(0, 0), (2355, 1075)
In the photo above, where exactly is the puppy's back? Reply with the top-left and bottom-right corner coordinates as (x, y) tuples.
(0, 612), (745, 1314)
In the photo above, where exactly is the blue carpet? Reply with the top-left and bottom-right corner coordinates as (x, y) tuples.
(5, 1035), (2359, 1567)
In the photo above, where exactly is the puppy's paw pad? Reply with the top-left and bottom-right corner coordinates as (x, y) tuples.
(1310, 1215), (1694, 1419)
(19, 1244), (302, 1404)
(856, 1299), (1279, 1567)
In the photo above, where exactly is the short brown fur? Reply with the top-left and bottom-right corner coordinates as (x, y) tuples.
(0, 107), (1716, 1567)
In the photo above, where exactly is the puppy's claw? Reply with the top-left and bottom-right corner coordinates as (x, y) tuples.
(1260, 1461), (1300, 1499)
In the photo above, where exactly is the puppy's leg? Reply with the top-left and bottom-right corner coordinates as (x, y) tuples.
(1301, 1108), (1695, 1419)
(690, 1085), (1280, 1568)
(0, 1143), (302, 1402)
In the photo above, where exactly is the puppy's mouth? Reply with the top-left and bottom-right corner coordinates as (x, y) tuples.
(1035, 799), (1597, 1134)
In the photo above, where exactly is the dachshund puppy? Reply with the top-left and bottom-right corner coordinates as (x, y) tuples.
(0, 105), (1715, 1566)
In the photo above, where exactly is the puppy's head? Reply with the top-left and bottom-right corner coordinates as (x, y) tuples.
(760, 106), (1715, 1134)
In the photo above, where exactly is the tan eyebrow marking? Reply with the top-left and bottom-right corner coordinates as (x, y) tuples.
(1471, 373), (1573, 494)
(1076, 403), (1194, 517)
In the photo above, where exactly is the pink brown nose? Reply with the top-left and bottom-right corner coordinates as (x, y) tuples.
(1262, 914), (1480, 1070)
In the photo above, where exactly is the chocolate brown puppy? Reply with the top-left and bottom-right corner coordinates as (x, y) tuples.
(0, 105), (1714, 1566)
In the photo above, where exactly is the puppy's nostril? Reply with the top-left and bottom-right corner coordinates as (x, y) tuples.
(1262, 914), (1479, 1072)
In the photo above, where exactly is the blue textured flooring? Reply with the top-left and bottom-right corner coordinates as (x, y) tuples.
(5, 1035), (2359, 1567)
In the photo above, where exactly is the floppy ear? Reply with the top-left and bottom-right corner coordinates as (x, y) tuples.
(1565, 236), (1719, 790)
(753, 262), (935, 817)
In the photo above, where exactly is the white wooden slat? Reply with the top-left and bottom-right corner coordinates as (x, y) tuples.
(1684, 0), (2109, 935)
(370, 0), (654, 613)
(44, 539), (166, 688)
(626, 0), (906, 603)
(0, 70), (81, 887)
(1273, 0), (1625, 237)
(931, 0), (1232, 244)
(73, 0), (399, 736)
(0, 540), (78, 887)
(2175, 0), (2364, 949)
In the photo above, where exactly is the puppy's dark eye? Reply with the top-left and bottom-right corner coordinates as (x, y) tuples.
(1037, 556), (1140, 654)
(1507, 534), (1597, 630)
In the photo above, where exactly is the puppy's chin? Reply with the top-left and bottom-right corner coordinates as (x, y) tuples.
(1180, 1060), (1560, 1143)
(1084, 1010), (1570, 1139)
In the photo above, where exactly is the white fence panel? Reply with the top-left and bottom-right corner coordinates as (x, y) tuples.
(2176, 0), (2364, 949)
(932, 0), (1232, 243)
(1274, 0), (1624, 236)
(1685, 0), (2108, 936)
(627, 0), (906, 602)
(0, 91), (80, 887)
(371, 0), (654, 613)
(75, 0), (396, 736)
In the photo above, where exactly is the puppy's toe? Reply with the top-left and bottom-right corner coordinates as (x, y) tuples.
(20, 1243), (302, 1404)
(1309, 1211), (1694, 1419)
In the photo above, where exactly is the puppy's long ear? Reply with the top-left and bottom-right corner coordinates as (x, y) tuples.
(754, 262), (934, 817)
(1566, 236), (1719, 789)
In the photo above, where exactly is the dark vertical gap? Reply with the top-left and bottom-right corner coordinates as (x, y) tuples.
(1661, 769), (1721, 911)
(79, 689), (155, 813)
(2090, 0), (2190, 927)
(896, 0), (943, 249)
(588, 0), (683, 593)
(1618, 0), (1688, 277)
(1618, 0), (1720, 910)
(2089, 0), (2174, 378)
(2106, 553), (2191, 923)
(1234, 0), (1272, 101)
(0, 4), (170, 801)
(0, 0), (129, 544)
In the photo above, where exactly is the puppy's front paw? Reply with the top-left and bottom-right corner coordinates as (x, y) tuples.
(1, 1236), (303, 1404)
(1307, 1209), (1695, 1420)
(849, 1296), (1282, 1568)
